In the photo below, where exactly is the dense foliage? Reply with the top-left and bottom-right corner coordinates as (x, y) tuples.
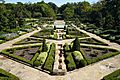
(1, 0), (120, 33)
(0, 1), (55, 31)
(60, 0), (120, 35)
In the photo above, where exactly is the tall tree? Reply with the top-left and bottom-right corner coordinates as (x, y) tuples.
(63, 7), (74, 20)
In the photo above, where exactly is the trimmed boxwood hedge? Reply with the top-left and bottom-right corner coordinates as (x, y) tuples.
(72, 51), (87, 68)
(102, 69), (120, 80)
(34, 52), (48, 66)
(33, 43), (50, 67)
(65, 52), (76, 71)
(80, 48), (120, 64)
(42, 43), (56, 73)
(1, 50), (33, 65)
(63, 43), (71, 52)
(31, 52), (39, 66)
(1, 45), (41, 66)
(54, 33), (58, 40)
(0, 68), (19, 80)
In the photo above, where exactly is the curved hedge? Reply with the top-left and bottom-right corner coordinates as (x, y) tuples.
(80, 48), (120, 64)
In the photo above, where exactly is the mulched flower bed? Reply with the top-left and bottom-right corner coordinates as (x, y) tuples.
(10, 47), (39, 60)
(81, 46), (117, 59)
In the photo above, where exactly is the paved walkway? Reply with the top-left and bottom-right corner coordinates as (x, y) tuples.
(0, 54), (120, 80)
(72, 24), (120, 51)
(0, 28), (41, 52)
(0, 23), (120, 80)
(53, 32), (67, 75)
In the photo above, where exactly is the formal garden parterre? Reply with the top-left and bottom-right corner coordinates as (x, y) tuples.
(0, 21), (120, 77)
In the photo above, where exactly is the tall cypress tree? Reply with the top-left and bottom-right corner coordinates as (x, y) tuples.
(42, 38), (48, 52)
(72, 37), (80, 51)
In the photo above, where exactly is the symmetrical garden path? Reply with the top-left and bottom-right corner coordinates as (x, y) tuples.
(0, 28), (41, 52)
(0, 51), (120, 80)
(72, 24), (120, 51)
(53, 41), (67, 75)
(0, 22), (120, 80)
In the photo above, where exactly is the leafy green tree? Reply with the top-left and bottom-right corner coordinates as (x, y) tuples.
(39, 2), (56, 19)
(63, 7), (74, 20)
(105, 14), (114, 29)
(48, 2), (58, 14)
(18, 18), (25, 27)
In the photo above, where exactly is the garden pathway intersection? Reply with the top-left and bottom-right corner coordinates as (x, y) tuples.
(0, 23), (120, 80)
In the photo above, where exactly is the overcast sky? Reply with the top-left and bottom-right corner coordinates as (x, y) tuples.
(5, 0), (99, 7)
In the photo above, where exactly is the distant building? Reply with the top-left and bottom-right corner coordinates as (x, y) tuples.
(57, 14), (64, 20)
(54, 20), (66, 29)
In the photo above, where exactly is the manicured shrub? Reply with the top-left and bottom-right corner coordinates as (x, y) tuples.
(31, 52), (39, 65)
(42, 38), (48, 52)
(33, 60), (41, 67)
(54, 33), (58, 40)
(62, 34), (66, 40)
(42, 43), (56, 73)
(72, 37), (80, 51)
(0, 40), (4, 44)
(36, 52), (48, 65)
(65, 53), (76, 71)
(63, 43), (70, 52)
(66, 28), (69, 35)
(72, 51), (84, 60)
(79, 59), (87, 67)
(72, 51), (87, 67)
(43, 56), (54, 72)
